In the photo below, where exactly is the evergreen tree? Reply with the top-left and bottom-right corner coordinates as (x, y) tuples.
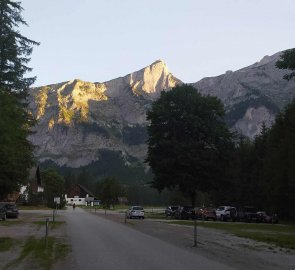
(276, 48), (295, 81)
(0, 0), (39, 94)
(0, 89), (34, 199)
(146, 85), (233, 207)
(263, 102), (295, 218)
(0, 0), (38, 199)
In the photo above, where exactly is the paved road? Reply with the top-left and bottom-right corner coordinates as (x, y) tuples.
(63, 207), (233, 270)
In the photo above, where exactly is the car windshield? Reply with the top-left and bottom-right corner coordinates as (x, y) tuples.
(6, 205), (16, 210)
(132, 207), (143, 210)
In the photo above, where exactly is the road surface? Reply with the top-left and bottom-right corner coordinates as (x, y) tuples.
(63, 207), (233, 270)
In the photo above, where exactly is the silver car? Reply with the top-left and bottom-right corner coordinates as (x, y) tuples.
(126, 206), (145, 219)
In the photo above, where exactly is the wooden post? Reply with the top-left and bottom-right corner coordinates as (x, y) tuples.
(45, 218), (49, 247)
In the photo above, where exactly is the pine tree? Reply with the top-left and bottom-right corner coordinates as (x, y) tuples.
(276, 48), (295, 81)
(0, 0), (39, 94)
(0, 0), (38, 199)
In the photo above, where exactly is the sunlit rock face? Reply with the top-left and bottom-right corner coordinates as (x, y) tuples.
(28, 61), (180, 167)
(27, 51), (295, 168)
(192, 51), (295, 138)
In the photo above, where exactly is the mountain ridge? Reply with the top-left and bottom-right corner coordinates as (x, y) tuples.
(27, 50), (295, 168)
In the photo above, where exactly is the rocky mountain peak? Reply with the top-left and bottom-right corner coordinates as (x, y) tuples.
(104, 59), (181, 99)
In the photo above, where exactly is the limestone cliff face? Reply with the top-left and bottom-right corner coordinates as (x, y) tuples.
(28, 51), (295, 168)
(28, 60), (180, 167)
(192, 52), (295, 138)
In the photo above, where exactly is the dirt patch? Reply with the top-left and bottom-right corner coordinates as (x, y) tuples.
(0, 210), (70, 270)
(89, 209), (295, 270)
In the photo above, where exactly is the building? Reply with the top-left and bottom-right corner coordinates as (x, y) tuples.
(65, 184), (96, 206)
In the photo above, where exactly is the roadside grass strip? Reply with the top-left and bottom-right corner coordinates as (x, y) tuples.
(18, 205), (53, 210)
(3, 236), (70, 270)
(168, 220), (295, 250)
(0, 237), (15, 252)
(0, 220), (22, 226)
(145, 212), (166, 219)
(33, 220), (65, 230)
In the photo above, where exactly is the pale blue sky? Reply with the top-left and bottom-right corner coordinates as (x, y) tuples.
(20, 0), (295, 87)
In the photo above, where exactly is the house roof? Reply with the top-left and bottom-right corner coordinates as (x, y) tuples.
(78, 184), (95, 197)
(66, 184), (95, 198)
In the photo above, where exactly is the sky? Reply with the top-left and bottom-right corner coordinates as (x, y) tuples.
(20, 0), (295, 87)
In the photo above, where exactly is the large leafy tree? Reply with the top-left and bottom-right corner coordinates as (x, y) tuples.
(42, 169), (65, 208)
(0, 0), (38, 199)
(146, 85), (233, 207)
(95, 177), (123, 208)
(276, 48), (295, 81)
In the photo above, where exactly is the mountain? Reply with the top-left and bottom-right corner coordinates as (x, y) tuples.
(27, 51), (295, 170)
(28, 60), (180, 168)
(192, 52), (295, 137)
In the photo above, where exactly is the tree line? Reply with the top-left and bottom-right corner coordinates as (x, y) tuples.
(146, 82), (295, 219)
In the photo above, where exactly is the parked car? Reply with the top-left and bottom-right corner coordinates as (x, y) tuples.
(257, 211), (279, 224)
(0, 204), (6, 221)
(126, 206), (145, 219)
(165, 206), (179, 217)
(174, 206), (195, 220)
(197, 207), (217, 221)
(237, 206), (261, 223)
(5, 204), (19, 218)
(216, 206), (237, 221)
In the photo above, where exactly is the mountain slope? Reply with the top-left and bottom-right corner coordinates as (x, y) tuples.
(28, 51), (295, 168)
(28, 60), (180, 167)
(192, 52), (295, 137)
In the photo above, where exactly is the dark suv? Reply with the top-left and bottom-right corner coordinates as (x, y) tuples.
(174, 206), (195, 220)
(237, 206), (261, 223)
(5, 204), (19, 218)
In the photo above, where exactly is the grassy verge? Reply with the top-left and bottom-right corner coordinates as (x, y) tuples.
(18, 205), (53, 210)
(0, 220), (22, 226)
(169, 220), (295, 250)
(33, 221), (66, 230)
(3, 236), (70, 270)
(0, 237), (15, 252)
(145, 212), (166, 219)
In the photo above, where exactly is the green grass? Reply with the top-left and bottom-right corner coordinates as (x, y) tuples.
(0, 237), (15, 252)
(169, 220), (295, 250)
(0, 220), (22, 226)
(3, 236), (70, 270)
(18, 205), (53, 210)
(145, 212), (166, 219)
(33, 220), (65, 230)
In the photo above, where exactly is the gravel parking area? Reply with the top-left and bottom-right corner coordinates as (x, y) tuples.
(89, 209), (295, 270)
